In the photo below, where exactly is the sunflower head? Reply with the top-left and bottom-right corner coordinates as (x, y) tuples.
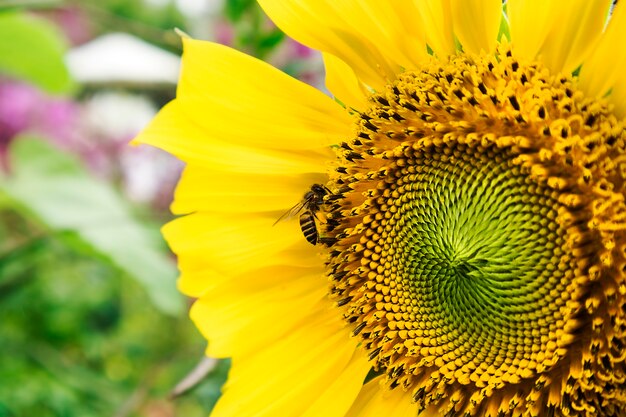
(135, 1), (626, 416)
(323, 46), (626, 416)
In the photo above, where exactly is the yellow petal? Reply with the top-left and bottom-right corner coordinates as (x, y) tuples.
(345, 378), (420, 417)
(514, 0), (612, 74)
(610, 76), (626, 119)
(328, 0), (429, 69)
(301, 348), (371, 417)
(450, 0), (502, 54)
(176, 96), (348, 151)
(322, 52), (369, 112)
(134, 38), (353, 158)
(257, 0), (390, 90)
(177, 268), (222, 298)
(171, 165), (326, 215)
(578, 4), (626, 101)
(415, 0), (456, 58)
(136, 103), (332, 175)
(539, 0), (611, 74)
(507, 0), (557, 63)
(176, 38), (353, 151)
(163, 212), (320, 281)
(258, 0), (428, 90)
(210, 304), (366, 417)
(191, 265), (327, 357)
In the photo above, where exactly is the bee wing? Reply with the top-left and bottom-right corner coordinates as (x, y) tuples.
(272, 200), (307, 226)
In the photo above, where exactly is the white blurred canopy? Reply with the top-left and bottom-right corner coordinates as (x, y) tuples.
(66, 32), (181, 85)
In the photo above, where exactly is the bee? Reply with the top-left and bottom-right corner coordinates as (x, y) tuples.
(274, 184), (331, 245)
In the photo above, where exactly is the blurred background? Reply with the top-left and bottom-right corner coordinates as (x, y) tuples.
(0, 1), (324, 416)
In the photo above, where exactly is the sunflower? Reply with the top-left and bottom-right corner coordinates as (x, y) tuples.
(134, 1), (626, 416)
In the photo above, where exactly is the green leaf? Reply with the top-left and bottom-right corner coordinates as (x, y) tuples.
(0, 137), (184, 315)
(224, 0), (256, 22)
(257, 29), (285, 55)
(498, 4), (510, 42)
(0, 11), (74, 93)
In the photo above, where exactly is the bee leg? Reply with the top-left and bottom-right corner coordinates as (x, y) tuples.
(317, 237), (337, 247)
(313, 211), (326, 223)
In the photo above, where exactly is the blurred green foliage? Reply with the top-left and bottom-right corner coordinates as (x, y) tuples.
(0, 5), (230, 416)
(80, 0), (187, 52)
(0, 135), (229, 416)
(1, 138), (183, 315)
(94, 0), (185, 30)
(225, 0), (285, 59)
(0, 10), (74, 93)
(0, 204), (228, 416)
(224, 0), (256, 21)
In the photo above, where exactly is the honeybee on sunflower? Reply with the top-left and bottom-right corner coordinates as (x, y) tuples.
(135, 1), (626, 416)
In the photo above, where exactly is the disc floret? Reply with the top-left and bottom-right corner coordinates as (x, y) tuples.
(324, 48), (626, 416)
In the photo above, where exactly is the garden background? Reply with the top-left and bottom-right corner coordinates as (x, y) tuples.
(0, 1), (323, 415)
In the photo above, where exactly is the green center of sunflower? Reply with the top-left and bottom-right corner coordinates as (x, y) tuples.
(323, 48), (626, 416)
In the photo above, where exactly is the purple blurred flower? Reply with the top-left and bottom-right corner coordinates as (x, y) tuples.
(214, 20), (235, 46)
(289, 39), (314, 59)
(0, 83), (34, 141)
(0, 81), (181, 211)
(79, 91), (183, 207)
(0, 81), (80, 171)
(40, 5), (93, 46)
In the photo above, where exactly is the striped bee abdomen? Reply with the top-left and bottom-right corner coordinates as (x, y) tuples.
(299, 211), (318, 245)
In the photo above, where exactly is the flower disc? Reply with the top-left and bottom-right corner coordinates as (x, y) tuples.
(324, 49), (626, 416)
